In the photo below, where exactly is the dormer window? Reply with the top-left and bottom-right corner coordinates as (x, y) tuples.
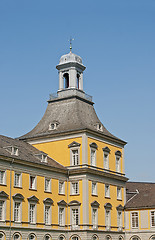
(3, 146), (19, 156)
(35, 153), (47, 163)
(12, 147), (18, 156)
(49, 122), (59, 131)
(96, 123), (103, 132)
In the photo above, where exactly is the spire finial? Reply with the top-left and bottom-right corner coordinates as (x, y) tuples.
(69, 37), (74, 53)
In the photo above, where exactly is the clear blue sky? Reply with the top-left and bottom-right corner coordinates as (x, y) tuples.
(0, 0), (155, 182)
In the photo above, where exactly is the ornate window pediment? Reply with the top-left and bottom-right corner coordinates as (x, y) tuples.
(57, 200), (67, 206)
(0, 191), (8, 199)
(103, 146), (110, 153)
(116, 204), (124, 211)
(27, 195), (39, 203)
(43, 198), (53, 205)
(12, 193), (24, 201)
(89, 142), (98, 149)
(68, 200), (81, 206)
(68, 141), (81, 148)
(91, 200), (100, 208)
(104, 203), (112, 210)
(115, 150), (122, 157)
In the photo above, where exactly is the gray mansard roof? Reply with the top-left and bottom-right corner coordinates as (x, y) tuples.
(0, 135), (66, 171)
(19, 90), (126, 145)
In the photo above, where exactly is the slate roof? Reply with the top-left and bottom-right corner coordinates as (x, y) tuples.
(19, 93), (126, 145)
(0, 135), (66, 171)
(125, 182), (155, 209)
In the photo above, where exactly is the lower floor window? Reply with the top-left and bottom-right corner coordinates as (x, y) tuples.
(29, 204), (35, 223)
(0, 233), (4, 240)
(13, 234), (20, 240)
(59, 207), (65, 226)
(29, 234), (35, 240)
(45, 205), (50, 225)
(72, 208), (79, 226)
(92, 208), (97, 227)
(0, 201), (4, 221)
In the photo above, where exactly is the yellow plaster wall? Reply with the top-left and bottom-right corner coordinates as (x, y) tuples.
(88, 137), (123, 173)
(88, 180), (124, 230)
(33, 137), (82, 167)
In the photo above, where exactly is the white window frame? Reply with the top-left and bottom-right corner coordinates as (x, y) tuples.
(0, 200), (5, 221)
(14, 172), (22, 188)
(92, 208), (98, 229)
(105, 209), (111, 230)
(59, 207), (65, 226)
(71, 148), (79, 166)
(90, 148), (96, 166)
(44, 204), (51, 225)
(71, 207), (79, 228)
(151, 211), (155, 227)
(117, 211), (122, 231)
(45, 178), (51, 192)
(105, 184), (110, 198)
(59, 181), (65, 195)
(117, 187), (122, 200)
(104, 152), (109, 170)
(71, 182), (79, 195)
(29, 175), (36, 190)
(131, 212), (139, 228)
(29, 203), (36, 224)
(0, 170), (6, 185)
(116, 156), (120, 172)
(92, 182), (97, 196)
(13, 201), (22, 223)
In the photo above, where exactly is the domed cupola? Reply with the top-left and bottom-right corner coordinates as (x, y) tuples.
(56, 50), (86, 91)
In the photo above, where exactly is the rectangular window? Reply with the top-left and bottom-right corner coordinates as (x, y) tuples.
(59, 207), (64, 226)
(91, 149), (96, 166)
(117, 187), (122, 200)
(92, 182), (97, 195)
(45, 178), (51, 192)
(72, 208), (79, 226)
(0, 171), (5, 185)
(116, 156), (120, 172)
(131, 212), (138, 228)
(92, 208), (97, 228)
(14, 173), (21, 187)
(71, 182), (79, 195)
(14, 202), (20, 222)
(117, 211), (122, 229)
(45, 205), (50, 225)
(29, 176), (36, 190)
(104, 153), (109, 169)
(151, 211), (155, 227)
(105, 184), (110, 198)
(29, 204), (35, 223)
(59, 181), (65, 194)
(0, 201), (4, 221)
(105, 210), (110, 229)
(72, 149), (79, 165)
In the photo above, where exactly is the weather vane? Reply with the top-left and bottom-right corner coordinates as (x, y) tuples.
(68, 37), (74, 52)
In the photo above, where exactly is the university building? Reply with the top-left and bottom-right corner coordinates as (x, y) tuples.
(0, 49), (154, 240)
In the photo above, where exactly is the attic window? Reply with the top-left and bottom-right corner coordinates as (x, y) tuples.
(49, 122), (59, 131)
(96, 123), (103, 132)
(3, 146), (19, 156)
(35, 153), (47, 163)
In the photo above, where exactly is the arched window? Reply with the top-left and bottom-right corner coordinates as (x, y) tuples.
(0, 233), (4, 240)
(119, 236), (124, 240)
(92, 235), (98, 240)
(28, 234), (36, 240)
(59, 235), (65, 240)
(106, 236), (112, 240)
(131, 236), (140, 240)
(13, 233), (21, 240)
(63, 73), (69, 88)
(151, 237), (155, 240)
(72, 236), (79, 240)
(44, 235), (51, 240)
